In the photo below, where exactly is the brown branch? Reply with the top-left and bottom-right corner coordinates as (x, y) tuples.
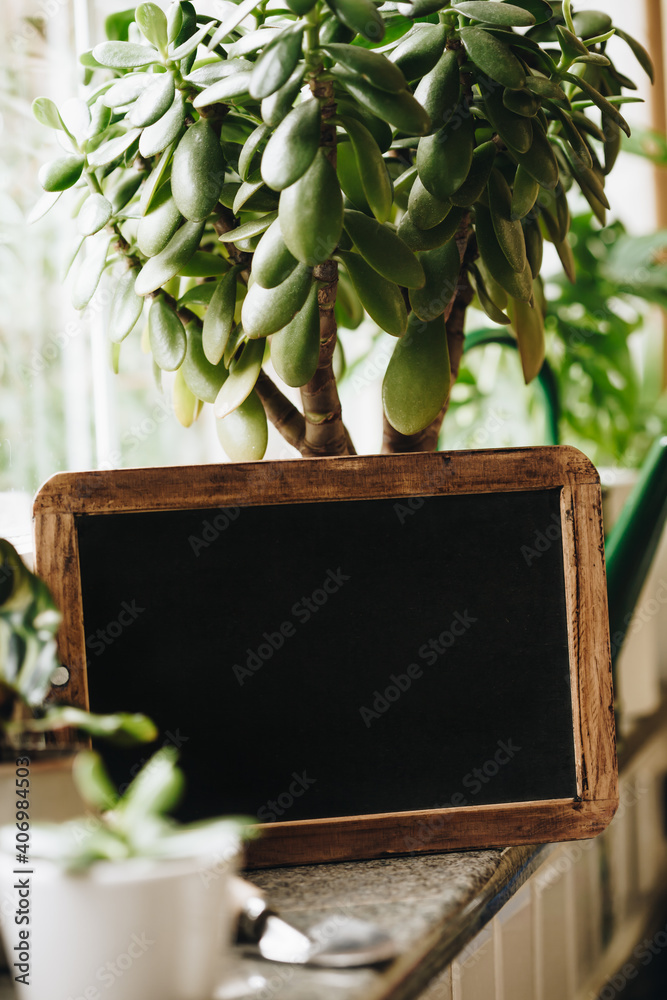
(255, 370), (306, 452)
(382, 215), (476, 455)
(297, 77), (352, 458)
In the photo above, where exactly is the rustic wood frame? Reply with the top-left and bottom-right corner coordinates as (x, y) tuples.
(33, 446), (617, 867)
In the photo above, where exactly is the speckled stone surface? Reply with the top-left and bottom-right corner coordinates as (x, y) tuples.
(0, 846), (549, 1000)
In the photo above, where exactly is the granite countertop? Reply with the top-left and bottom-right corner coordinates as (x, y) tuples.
(220, 844), (549, 1000)
(0, 845), (549, 1000)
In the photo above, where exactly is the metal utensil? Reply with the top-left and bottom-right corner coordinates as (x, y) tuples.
(231, 877), (397, 967)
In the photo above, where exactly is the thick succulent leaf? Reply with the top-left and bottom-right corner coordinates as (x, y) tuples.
(139, 91), (186, 157)
(92, 41), (160, 69)
(171, 118), (225, 222)
(454, 2), (536, 27)
(207, 0), (263, 50)
(271, 283), (321, 387)
(338, 250), (407, 336)
(72, 233), (112, 310)
(398, 206), (465, 251)
(103, 73), (155, 108)
(109, 268), (145, 343)
(338, 75), (430, 135)
(261, 100), (321, 192)
(408, 177), (451, 230)
(322, 43), (405, 93)
(239, 123), (271, 181)
(182, 322), (229, 402)
(39, 155), (84, 192)
(563, 72), (631, 137)
(217, 390), (268, 461)
(136, 3), (169, 51)
(77, 193), (112, 236)
(325, 0), (385, 43)
(417, 113), (474, 202)
(475, 203), (533, 301)
(409, 239), (461, 322)
(251, 218), (299, 289)
(460, 27), (526, 90)
(249, 25), (306, 100)
(511, 164), (540, 220)
(279, 150), (343, 266)
(390, 24), (447, 82)
(129, 72), (175, 127)
(508, 295), (545, 382)
(615, 28), (655, 84)
(340, 116), (392, 223)
(508, 117), (559, 189)
(134, 220), (205, 295)
(138, 189), (182, 257)
(242, 266), (313, 338)
(218, 213), (277, 244)
(382, 313), (450, 435)
(482, 82), (533, 154)
(214, 338), (266, 418)
(203, 266), (241, 365)
(149, 296), (187, 371)
(87, 129), (141, 168)
(343, 210), (425, 289)
(487, 168), (528, 273)
(261, 67), (306, 126)
(449, 140), (497, 208)
(413, 49), (461, 133)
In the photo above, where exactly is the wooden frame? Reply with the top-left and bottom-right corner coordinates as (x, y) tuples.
(33, 446), (617, 867)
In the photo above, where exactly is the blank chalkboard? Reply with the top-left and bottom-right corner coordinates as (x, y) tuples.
(34, 449), (618, 866)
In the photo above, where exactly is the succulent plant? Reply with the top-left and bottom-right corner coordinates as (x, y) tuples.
(32, 0), (652, 458)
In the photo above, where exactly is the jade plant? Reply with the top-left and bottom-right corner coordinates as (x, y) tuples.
(0, 539), (156, 749)
(32, 0), (652, 458)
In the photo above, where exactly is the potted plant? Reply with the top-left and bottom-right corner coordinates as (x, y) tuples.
(29, 0), (652, 461)
(0, 747), (251, 1000)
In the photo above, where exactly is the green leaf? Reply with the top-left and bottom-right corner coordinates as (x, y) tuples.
(169, 22), (210, 61)
(615, 28), (655, 84)
(167, 2), (183, 44)
(207, 0), (263, 50)
(322, 43), (405, 93)
(77, 193), (112, 236)
(218, 213), (277, 243)
(171, 118), (225, 222)
(338, 251), (407, 336)
(417, 112), (474, 202)
(249, 25), (305, 100)
(27, 191), (62, 225)
(383, 312), (450, 435)
(87, 129), (141, 168)
(343, 209), (425, 289)
(271, 282), (321, 387)
(408, 177), (451, 230)
(279, 150), (343, 266)
(390, 24), (447, 82)
(109, 268), (145, 343)
(475, 202), (533, 301)
(335, 98), (393, 152)
(340, 116), (392, 223)
(242, 265), (313, 338)
(251, 218), (299, 289)
(178, 252), (228, 277)
(261, 100), (321, 192)
(102, 72), (155, 109)
(563, 72), (631, 137)
(182, 321), (229, 402)
(454, 2), (536, 27)
(325, 0), (385, 43)
(487, 168), (528, 273)
(261, 66), (306, 127)
(469, 263), (511, 324)
(139, 91), (186, 157)
(203, 267), (241, 364)
(193, 72), (252, 108)
(32, 97), (66, 132)
(92, 40), (160, 69)
(214, 338), (266, 418)
(572, 10), (612, 40)
(460, 26), (526, 90)
(508, 117), (559, 189)
(338, 74), (431, 134)
(38, 155), (84, 192)
(239, 123), (271, 181)
(72, 751), (119, 812)
(72, 233), (112, 310)
(129, 72), (175, 127)
(149, 296), (187, 370)
(508, 295), (545, 382)
(136, 3), (168, 51)
(217, 390), (268, 461)
(135, 220), (205, 295)
(397, 205), (465, 251)
(524, 76), (566, 101)
(173, 368), (200, 426)
(413, 49), (461, 133)
(139, 140), (178, 216)
(503, 88), (541, 118)
(511, 164), (539, 220)
(118, 747), (184, 823)
(505, 0), (552, 24)
(409, 239), (461, 322)
(450, 139), (497, 208)
(481, 79), (533, 153)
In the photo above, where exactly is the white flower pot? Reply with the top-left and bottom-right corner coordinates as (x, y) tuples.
(0, 851), (236, 1000)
